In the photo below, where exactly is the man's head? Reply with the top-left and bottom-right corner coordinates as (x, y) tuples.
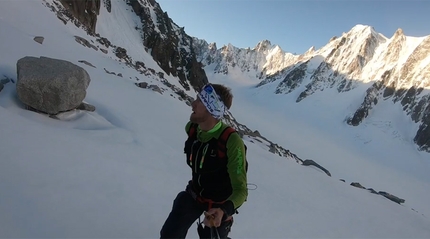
(190, 84), (233, 124)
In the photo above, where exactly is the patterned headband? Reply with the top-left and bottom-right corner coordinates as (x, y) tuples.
(198, 84), (226, 119)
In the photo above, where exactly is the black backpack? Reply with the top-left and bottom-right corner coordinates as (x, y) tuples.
(186, 123), (248, 172)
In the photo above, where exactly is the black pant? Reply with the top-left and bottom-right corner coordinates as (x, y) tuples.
(160, 191), (233, 239)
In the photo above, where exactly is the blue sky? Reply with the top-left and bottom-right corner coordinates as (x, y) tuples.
(156, 0), (430, 54)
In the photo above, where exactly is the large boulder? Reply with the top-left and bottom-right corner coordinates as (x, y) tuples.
(16, 56), (91, 114)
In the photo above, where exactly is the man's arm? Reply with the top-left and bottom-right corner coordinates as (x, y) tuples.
(220, 132), (248, 216)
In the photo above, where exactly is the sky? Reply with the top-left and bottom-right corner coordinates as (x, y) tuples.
(156, 0), (430, 54)
(1, 0), (430, 238)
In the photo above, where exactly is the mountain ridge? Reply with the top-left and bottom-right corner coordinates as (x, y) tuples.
(193, 24), (430, 153)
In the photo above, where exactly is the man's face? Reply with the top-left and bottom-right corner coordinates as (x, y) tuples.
(190, 96), (211, 123)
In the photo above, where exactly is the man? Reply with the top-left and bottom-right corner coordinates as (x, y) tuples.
(160, 83), (248, 239)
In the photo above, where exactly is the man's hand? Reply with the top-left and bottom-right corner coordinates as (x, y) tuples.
(203, 208), (224, 227)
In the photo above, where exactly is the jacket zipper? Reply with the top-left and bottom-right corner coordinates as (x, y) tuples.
(189, 140), (196, 166)
(196, 143), (209, 192)
(199, 144), (209, 169)
(194, 143), (204, 173)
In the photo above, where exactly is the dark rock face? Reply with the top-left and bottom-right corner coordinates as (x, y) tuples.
(102, 0), (112, 12)
(347, 78), (386, 126)
(351, 182), (366, 189)
(348, 182), (405, 204)
(76, 102), (96, 112)
(414, 103), (430, 152)
(275, 61), (308, 94)
(58, 0), (101, 34)
(34, 36), (44, 44)
(296, 61), (334, 103)
(302, 159), (331, 176)
(16, 56), (91, 114)
(75, 36), (98, 50)
(114, 47), (133, 65)
(378, 191), (405, 204)
(127, 0), (207, 91)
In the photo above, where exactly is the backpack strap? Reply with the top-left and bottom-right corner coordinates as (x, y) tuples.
(217, 126), (236, 159)
(184, 123), (199, 155)
(187, 123), (198, 138)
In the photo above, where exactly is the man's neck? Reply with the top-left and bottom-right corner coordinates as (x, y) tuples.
(199, 119), (219, 131)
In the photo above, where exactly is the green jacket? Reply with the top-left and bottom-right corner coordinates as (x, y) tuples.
(184, 121), (248, 216)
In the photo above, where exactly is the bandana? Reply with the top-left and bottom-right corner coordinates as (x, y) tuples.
(198, 84), (226, 119)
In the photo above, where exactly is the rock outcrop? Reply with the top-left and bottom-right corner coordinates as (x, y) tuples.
(58, 0), (101, 34)
(16, 56), (91, 115)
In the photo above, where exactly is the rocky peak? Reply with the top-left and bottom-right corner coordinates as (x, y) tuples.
(393, 28), (405, 38)
(348, 24), (378, 36)
(326, 24), (386, 72)
(220, 43), (234, 52)
(208, 42), (217, 52)
(329, 36), (338, 42)
(305, 46), (315, 55)
(381, 29), (407, 66)
(255, 40), (272, 52)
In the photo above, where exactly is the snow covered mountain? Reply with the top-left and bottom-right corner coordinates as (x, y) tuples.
(39, 0), (305, 162)
(193, 25), (430, 153)
(46, 0), (430, 153)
